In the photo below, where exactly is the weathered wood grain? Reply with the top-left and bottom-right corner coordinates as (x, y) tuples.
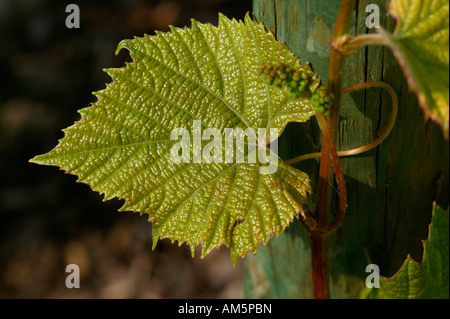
(244, 0), (449, 299)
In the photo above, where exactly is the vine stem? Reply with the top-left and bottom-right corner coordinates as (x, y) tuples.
(310, 113), (347, 299)
(310, 0), (357, 300)
(333, 33), (389, 56)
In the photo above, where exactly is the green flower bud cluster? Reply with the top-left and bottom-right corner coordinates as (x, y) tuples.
(311, 85), (333, 115)
(258, 62), (315, 99)
(258, 62), (333, 115)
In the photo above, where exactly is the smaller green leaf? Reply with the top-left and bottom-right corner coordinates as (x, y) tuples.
(363, 202), (449, 299)
(379, 0), (449, 138)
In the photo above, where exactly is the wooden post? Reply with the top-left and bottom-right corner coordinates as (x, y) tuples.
(244, 0), (449, 298)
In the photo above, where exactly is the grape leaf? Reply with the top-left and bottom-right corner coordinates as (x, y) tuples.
(30, 13), (316, 264)
(363, 203), (449, 299)
(379, 0), (449, 138)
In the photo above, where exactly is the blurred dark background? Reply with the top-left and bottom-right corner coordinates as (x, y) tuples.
(0, 0), (252, 298)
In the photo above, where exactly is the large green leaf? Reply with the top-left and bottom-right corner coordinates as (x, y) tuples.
(363, 203), (449, 299)
(30, 13), (315, 264)
(380, 0), (449, 138)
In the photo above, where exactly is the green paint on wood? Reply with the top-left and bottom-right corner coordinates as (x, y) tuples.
(245, 0), (449, 299)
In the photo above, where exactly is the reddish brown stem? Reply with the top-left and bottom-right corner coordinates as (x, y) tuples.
(315, 114), (347, 235)
(309, 113), (348, 299)
(310, 0), (356, 300)
(327, 0), (357, 137)
(311, 234), (329, 299)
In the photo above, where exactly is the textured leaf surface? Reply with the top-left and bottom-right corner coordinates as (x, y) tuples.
(381, 0), (449, 138)
(30, 13), (315, 263)
(364, 203), (449, 299)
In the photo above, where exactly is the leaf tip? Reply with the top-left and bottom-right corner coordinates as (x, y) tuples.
(115, 39), (132, 56)
(29, 153), (53, 166)
(217, 12), (229, 25)
(231, 254), (238, 268)
(190, 18), (200, 27)
(244, 11), (253, 23)
(152, 235), (159, 251)
(29, 155), (43, 165)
